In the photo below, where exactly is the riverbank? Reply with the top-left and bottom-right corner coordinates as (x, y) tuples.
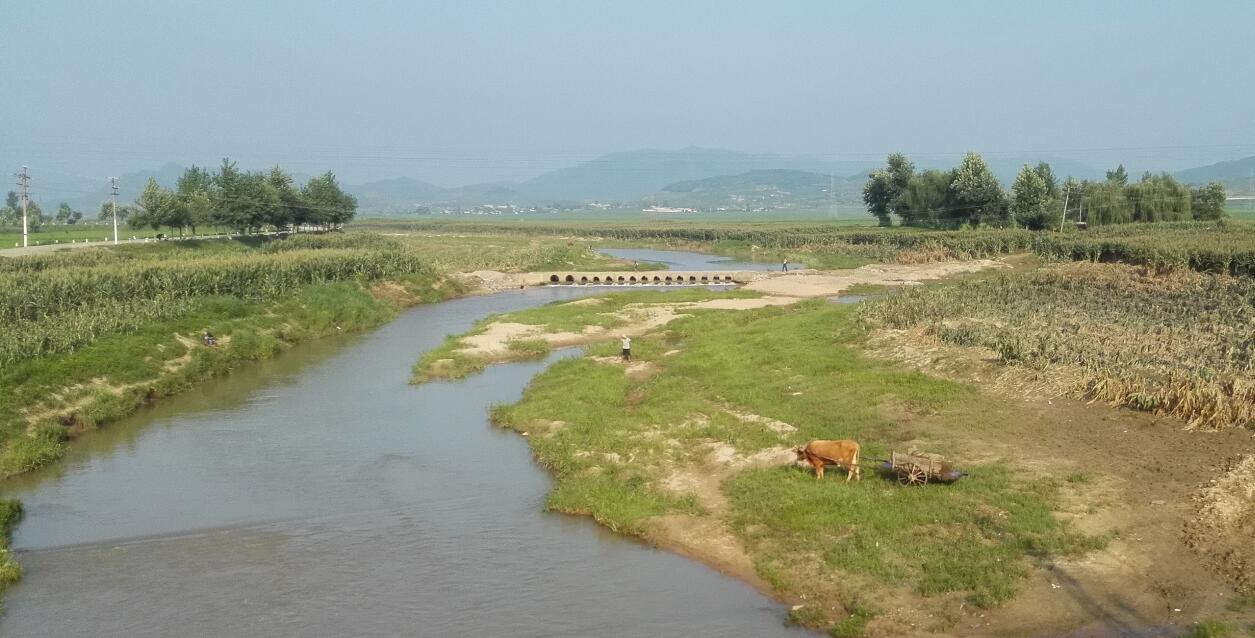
(3, 276), (458, 475)
(0, 286), (814, 637)
(0, 232), (675, 600)
(0, 237), (464, 480)
(423, 259), (1255, 636)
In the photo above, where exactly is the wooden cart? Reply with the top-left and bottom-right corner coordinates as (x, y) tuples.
(883, 451), (965, 486)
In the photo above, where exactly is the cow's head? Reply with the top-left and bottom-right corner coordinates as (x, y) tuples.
(793, 446), (806, 460)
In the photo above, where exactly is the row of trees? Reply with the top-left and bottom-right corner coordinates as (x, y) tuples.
(0, 198), (89, 230)
(0, 192), (44, 230)
(863, 153), (1228, 229)
(1, 161), (357, 236)
(130, 160), (358, 234)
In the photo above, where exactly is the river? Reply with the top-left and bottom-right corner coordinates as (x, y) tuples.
(595, 248), (802, 272)
(0, 250), (810, 637)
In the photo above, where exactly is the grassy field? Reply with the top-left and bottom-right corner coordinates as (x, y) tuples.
(860, 262), (1254, 430)
(428, 294), (1107, 633)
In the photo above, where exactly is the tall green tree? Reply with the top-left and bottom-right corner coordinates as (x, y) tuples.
(1, 192), (40, 229)
(1033, 162), (1059, 200)
(1082, 180), (1132, 226)
(949, 152), (1007, 227)
(900, 169), (954, 228)
(24, 201), (44, 231)
(185, 190), (213, 235)
(1128, 173), (1190, 222)
(862, 153), (915, 226)
(176, 166), (215, 235)
(266, 166), (306, 229)
(211, 159), (254, 232)
(55, 203), (83, 225)
(133, 178), (179, 231)
(1010, 165), (1058, 230)
(99, 201), (134, 222)
(1106, 164), (1129, 186)
(1190, 182), (1228, 220)
(862, 170), (895, 226)
(302, 172), (357, 229)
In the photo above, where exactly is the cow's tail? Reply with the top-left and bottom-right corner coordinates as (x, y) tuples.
(853, 445), (861, 477)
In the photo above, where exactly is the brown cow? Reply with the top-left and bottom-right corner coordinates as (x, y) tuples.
(794, 440), (861, 482)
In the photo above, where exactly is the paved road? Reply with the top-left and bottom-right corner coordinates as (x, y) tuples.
(0, 238), (142, 257)
(0, 233), (278, 257)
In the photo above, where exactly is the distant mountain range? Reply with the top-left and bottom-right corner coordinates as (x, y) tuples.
(1174, 156), (1255, 194)
(656, 169), (856, 210)
(16, 149), (1253, 215)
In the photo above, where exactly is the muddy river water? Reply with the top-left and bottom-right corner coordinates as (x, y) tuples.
(1, 251), (811, 636)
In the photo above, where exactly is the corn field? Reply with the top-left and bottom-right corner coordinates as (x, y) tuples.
(859, 263), (1255, 430)
(0, 245), (434, 363)
(353, 219), (1255, 276)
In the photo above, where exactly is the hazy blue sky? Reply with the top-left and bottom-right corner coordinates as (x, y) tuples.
(3, 0), (1254, 188)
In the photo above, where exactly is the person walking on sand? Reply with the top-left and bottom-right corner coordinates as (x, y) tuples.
(782, 258), (789, 272)
(620, 335), (632, 362)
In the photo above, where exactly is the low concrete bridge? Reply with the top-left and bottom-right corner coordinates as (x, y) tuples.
(519, 270), (760, 286)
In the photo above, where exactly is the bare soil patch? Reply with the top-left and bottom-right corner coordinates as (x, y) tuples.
(744, 260), (1005, 297)
(452, 270), (524, 294)
(1184, 454), (1255, 593)
(863, 329), (1255, 636)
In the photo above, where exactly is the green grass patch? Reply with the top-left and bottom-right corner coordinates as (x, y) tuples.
(842, 283), (890, 295)
(505, 338), (552, 358)
(411, 287), (761, 382)
(1181, 620), (1238, 638)
(727, 466), (1105, 608)
(0, 499), (22, 590)
(828, 600), (877, 638)
(504, 288), (760, 333)
(486, 297), (1102, 623)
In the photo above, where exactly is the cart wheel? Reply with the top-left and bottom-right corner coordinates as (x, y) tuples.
(899, 464), (928, 486)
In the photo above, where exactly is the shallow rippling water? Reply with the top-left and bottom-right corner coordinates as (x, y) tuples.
(1, 277), (811, 637)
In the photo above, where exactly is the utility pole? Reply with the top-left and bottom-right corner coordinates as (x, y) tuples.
(828, 173), (835, 218)
(110, 177), (120, 245)
(15, 166), (30, 248)
(1058, 185), (1070, 232)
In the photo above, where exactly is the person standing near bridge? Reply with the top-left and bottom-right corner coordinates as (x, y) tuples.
(782, 258), (789, 272)
(620, 335), (632, 362)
